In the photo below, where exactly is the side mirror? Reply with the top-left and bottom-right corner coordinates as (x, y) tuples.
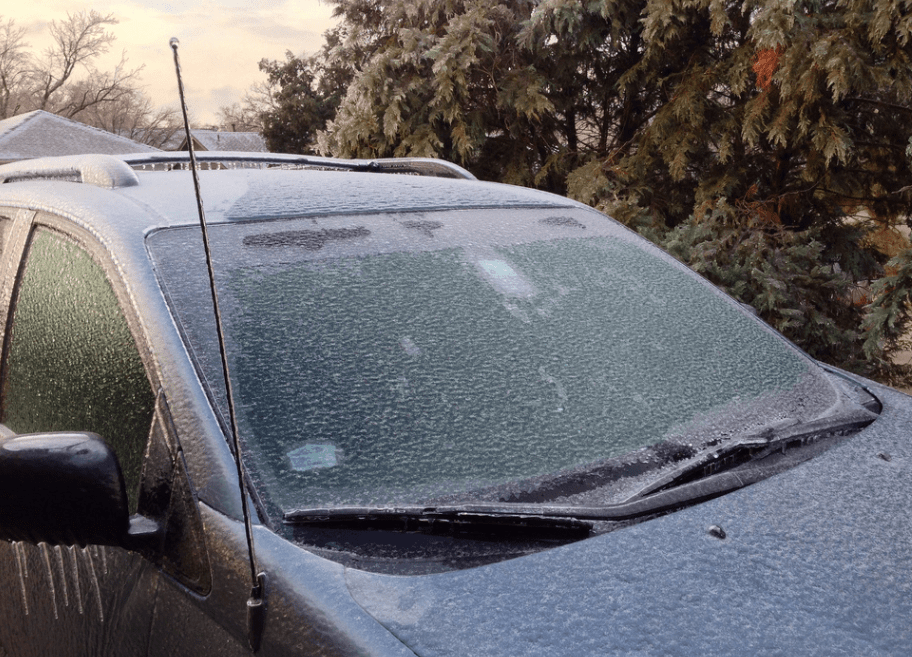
(0, 431), (159, 548)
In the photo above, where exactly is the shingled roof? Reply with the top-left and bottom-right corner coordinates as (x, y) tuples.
(177, 129), (268, 152)
(0, 110), (160, 163)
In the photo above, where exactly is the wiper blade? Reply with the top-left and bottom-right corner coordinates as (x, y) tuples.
(285, 507), (594, 540)
(282, 474), (748, 529)
(282, 455), (804, 528)
(283, 469), (763, 528)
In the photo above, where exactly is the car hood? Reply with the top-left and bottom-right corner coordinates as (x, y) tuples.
(344, 382), (912, 656)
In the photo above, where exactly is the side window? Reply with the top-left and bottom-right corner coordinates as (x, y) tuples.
(1, 227), (155, 511)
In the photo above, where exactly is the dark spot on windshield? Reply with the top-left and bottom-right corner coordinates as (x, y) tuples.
(402, 220), (443, 237)
(244, 227), (371, 250)
(540, 216), (586, 229)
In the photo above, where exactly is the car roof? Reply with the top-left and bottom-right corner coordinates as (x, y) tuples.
(0, 153), (581, 241)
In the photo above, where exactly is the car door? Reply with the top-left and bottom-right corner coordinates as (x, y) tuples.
(0, 210), (187, 656)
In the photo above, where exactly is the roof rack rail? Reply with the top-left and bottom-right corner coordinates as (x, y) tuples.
(120, 152), (478, 180)
(0, 152), (477, 191)
(0, 154), (140, 189)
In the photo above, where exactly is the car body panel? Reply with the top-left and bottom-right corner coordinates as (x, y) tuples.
(0, 541), (159, 656)
(345, 383), (912, 656)
(146, 504), (417, 657)
(118, 167), (572, 224)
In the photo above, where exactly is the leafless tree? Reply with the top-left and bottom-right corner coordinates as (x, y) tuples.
(0, 18), (29, 118)
(76, 88), (183, 148)
(31, 10), (144, 114)
(217, 81), (276, 132)
(0, 11), (181, 147)
(53, 53), (141, 118)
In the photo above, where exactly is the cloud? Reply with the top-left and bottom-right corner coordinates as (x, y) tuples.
(5, 0), (338, 123)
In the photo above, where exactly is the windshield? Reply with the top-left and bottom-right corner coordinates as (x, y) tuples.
(147, 206), (837, 517)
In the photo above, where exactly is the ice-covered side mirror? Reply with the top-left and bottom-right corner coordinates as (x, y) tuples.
(0, 432), (159, 548)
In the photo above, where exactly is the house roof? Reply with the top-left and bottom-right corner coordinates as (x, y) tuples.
(178, 130), (268, 152)
(0, 110), (160, 163)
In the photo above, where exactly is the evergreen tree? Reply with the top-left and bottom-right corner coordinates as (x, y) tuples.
(256, 51), (342, 154)
(864, 136), (912, 378)
(314, 0), (912, 379)
(568, 0), (912, 374)
(317, 0), (562, 188)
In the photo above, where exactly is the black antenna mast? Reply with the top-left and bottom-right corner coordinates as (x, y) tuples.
(169, 37), (266, 653)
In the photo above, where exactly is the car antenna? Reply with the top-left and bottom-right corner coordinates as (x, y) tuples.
(170, 37), (266, 653)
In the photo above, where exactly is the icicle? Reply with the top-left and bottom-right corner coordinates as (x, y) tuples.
(13, 541), (29, 616)
(67, 545), (84, 615)
(40, 543), (59, 620)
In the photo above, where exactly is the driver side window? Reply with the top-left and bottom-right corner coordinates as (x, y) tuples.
(1, 227), (156, 511)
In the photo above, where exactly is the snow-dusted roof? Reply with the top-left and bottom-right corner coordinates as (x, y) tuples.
(180, 130), (268, 153)
(0, 110), (160, 163)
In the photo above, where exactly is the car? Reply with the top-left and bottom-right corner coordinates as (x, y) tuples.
(0, 150), (908, 656)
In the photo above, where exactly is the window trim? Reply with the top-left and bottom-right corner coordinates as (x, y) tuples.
(0, 208), (36, 368)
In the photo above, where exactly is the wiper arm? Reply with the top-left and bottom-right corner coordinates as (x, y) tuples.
(621, 404), (878, 504)
(283, 474), (751, 530)
(285, 506), (594, 540)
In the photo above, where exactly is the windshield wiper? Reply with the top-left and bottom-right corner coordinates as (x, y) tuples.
(284, 462), (774, 529)
(286, 403), (878, 532)
(284, 507), (594, 540)
(622, 402), (877, 503)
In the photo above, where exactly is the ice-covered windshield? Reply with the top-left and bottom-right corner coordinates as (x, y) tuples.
(147, 206), (836, 514)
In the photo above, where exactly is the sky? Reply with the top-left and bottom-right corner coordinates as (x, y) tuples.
(5, 0), (339, 125)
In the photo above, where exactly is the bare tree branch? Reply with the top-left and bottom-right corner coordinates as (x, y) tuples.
(0, 18), (29, 118)
(0, 11), (183, 148)
(217, 80), (277, 132)
(57, 50), (144, 117)
(76, 85), (182, 147)
(31, 10), (136, 113)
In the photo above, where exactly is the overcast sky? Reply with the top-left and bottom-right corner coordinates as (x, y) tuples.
(6, 0), (338, 124)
